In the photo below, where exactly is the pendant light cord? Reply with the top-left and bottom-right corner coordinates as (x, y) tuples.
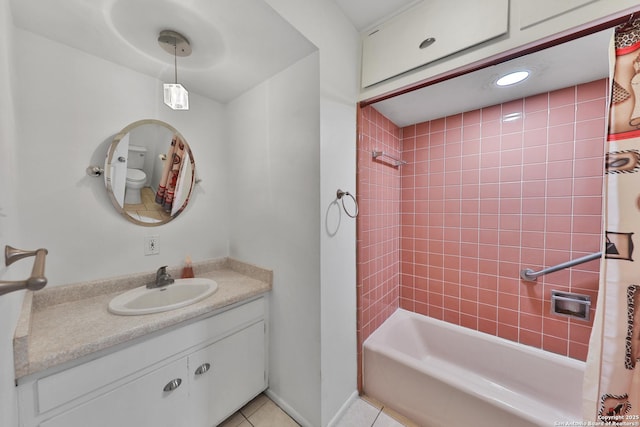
(174, 42), (178, 84)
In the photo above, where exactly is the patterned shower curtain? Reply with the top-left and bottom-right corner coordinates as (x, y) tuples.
(155, 135), (187, 213)
(583, 17), (640, 424)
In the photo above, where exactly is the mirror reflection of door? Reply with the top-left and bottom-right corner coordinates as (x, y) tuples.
(111, 132), (129, 207)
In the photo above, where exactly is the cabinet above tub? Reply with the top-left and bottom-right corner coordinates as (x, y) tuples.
(360, 0), (635, 97)
(361, 0), (509, 88)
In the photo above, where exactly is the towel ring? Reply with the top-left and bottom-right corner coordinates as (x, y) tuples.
(336, 189), (359, 218)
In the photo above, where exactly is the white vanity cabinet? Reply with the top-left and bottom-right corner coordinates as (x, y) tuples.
(17, 297), (267, 427)
(39, 357), (190, 427)
(189, 321), (266, 427)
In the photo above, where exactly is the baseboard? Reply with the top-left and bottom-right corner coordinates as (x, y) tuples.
(264, 388), (360, 427)
(264, 389), (315, 427)
(326, 390), (360, 427)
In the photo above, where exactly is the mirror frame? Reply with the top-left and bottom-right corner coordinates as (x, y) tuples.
(105, 119), (196, 227)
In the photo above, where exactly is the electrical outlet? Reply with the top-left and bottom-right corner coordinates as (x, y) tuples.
(144, 235), (159, 255)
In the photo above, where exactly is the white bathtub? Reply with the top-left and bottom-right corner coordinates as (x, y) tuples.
(363, 309), (585, 427)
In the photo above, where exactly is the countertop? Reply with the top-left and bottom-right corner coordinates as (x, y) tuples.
(14, 258), (272, 380)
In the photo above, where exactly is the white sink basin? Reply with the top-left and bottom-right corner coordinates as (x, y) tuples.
(108, 278), (218, 316)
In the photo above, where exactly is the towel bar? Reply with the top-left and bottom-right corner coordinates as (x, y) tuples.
(372, 151), (407, 167)
(336, 189), (359, 218)
(0, 245), (49, 296)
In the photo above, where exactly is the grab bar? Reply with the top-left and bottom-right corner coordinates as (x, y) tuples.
(520, 251), (602, 282)
(372, 150), (407, 167)
(0, 245), (49, 296)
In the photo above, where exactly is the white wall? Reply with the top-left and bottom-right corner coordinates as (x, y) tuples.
(227, 52), (322, 426)
(0, 0), (22, 424)
(0, 26), (230, 425)
(260, 1), (361, 425)
(13, 29), (230, 285)
(4, 3), (359, 427)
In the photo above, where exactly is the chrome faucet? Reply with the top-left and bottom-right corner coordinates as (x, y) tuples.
(149, 266), (175, 289)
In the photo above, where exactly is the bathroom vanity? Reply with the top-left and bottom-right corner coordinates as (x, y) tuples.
(14, 259), (271, 427)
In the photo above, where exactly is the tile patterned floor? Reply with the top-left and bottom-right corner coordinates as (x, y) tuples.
(219, 394), (299, 427)
(219, 394), (414, 427)
(123, 187), (172, 222)
(334, 397), (415, 427)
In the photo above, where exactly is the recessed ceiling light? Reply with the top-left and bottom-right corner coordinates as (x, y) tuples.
(496, 70), (530, 87)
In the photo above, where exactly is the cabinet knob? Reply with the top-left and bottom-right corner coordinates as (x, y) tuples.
(194, 363), (211, 376)
(163, 378), (182, 392)
(419, 37), (436, 49)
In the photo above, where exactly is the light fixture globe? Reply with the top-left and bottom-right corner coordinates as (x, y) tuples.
(163, 83), (189, 110)
(158, 30), (191, 110)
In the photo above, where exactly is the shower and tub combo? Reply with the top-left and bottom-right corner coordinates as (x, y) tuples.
(356, 66), (613, 424)
(353, 10), (640, 421)
(356, 75), (611, 424)
(363, 309), (585, 427)
(361, 254), (597, 426)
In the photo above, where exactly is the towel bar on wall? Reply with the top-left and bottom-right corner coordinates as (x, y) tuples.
(520, 251), (602, 282)
(336, 189), (359, 218)
(0, 245), (49, 296)
(372, 150), (407, 167)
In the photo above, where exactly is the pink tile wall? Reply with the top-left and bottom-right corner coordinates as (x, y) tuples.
(356, 105), (402, 389)
(357, 79), (608, 377)
(399, 79), (607, 361)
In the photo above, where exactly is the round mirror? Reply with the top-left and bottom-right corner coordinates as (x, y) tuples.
(104, 119), (196, 226)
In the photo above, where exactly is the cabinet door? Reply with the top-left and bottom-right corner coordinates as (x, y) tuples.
(361, 0), (509, 87)
(40, 358), (189, 427)
(188, 321), (266, 427)
(518, 0), (599, 29)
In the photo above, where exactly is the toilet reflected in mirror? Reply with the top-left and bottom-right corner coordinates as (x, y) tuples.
(125, 145), (147, 205)
(104, 119), (196, 226)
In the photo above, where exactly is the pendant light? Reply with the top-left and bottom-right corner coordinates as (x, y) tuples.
(158, 30), (191, 110)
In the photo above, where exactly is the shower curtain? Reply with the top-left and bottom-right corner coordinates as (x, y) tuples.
(155, 135), (187, 213)
(583, 16), (640, 423)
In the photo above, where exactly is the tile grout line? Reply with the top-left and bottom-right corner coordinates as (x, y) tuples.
(370, 407), (383, 427)
(243, 411), (256, 427)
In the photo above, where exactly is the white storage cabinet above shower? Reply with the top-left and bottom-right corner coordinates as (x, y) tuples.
(361, 0), (509, 87)
(360, 0), (633, 90)
(17, 297), (267, 427)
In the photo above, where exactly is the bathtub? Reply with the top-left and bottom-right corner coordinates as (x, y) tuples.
(363, 309), (585, 427)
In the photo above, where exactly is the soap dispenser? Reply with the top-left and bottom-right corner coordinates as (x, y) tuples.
(182, 255), (194, 279)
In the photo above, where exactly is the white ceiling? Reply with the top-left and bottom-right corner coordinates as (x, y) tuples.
(10, 0), (613, 123)
(10, 0), (317, 103)
(334, 0), (420, 32)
